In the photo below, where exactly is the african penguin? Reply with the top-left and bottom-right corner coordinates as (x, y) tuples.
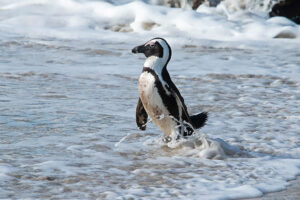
(132, 37), (207, 138)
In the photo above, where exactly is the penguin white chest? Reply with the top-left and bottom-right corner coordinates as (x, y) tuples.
(138, 72), (162, 113)
(138, 72), (176, 136)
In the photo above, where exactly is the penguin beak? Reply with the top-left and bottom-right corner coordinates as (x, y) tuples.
(132, 45), (145, 54)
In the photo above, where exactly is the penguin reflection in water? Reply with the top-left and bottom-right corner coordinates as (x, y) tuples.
(132, 38), (207, 141)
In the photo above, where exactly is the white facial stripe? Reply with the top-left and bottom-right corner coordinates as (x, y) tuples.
(157, 39), (170, 60)
(148, 39), (170, 59)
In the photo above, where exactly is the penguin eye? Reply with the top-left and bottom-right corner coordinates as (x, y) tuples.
(145, 44), (155, 50)
(146, 43), (155, 49)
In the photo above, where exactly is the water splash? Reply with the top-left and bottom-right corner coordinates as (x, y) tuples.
(221, 0), (280, 12)
(153, 131), (245, 159)
(114, 132), (132, 147)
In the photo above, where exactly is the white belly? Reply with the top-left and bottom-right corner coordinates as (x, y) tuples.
(138, 72), (177, 136)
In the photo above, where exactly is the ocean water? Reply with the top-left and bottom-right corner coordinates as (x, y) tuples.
(0, 0), (300, 199)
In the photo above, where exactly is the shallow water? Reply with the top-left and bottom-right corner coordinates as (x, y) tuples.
(1, 0), (300, 199)
(0, 36), (299, 199)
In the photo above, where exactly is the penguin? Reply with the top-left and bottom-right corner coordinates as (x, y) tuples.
(132, 37), (207, 138)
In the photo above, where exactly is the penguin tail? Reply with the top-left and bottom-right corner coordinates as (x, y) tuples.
(190, 112), (208, 129)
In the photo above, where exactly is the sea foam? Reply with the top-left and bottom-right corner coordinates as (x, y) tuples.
(0, 0), (299, 41)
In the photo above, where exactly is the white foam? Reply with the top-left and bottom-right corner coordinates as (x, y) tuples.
(145, 132), (244, 159)
(0, 0), (299, 41)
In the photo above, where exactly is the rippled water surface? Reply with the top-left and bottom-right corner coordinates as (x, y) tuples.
(0, 36), (299, 199)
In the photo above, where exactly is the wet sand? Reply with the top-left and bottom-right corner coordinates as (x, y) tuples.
(244, 176), (300, 200)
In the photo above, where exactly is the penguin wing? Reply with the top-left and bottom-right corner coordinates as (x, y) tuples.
(136, 98), (148, 130)
(170, 87), (208, 130)
(169, 86), (191, 123)
(165, 81), (191, 125)
(162, 69), (188, 112)
(165, 72), (207, 129)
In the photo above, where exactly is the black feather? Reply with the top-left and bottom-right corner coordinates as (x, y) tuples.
(190, 112), (208, 129)
(136, 98), (148, 130)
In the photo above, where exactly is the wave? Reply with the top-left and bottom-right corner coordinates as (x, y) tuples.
(0, 0), (298, 41)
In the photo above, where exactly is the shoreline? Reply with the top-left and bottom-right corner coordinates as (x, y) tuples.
(243, 176), (300, 200)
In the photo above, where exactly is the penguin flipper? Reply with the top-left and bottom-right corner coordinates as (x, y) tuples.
(136, 98), (148, 130)
(190, 112), (208, 129)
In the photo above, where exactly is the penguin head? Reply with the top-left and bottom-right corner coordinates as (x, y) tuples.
(132, 38), (172, 67)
